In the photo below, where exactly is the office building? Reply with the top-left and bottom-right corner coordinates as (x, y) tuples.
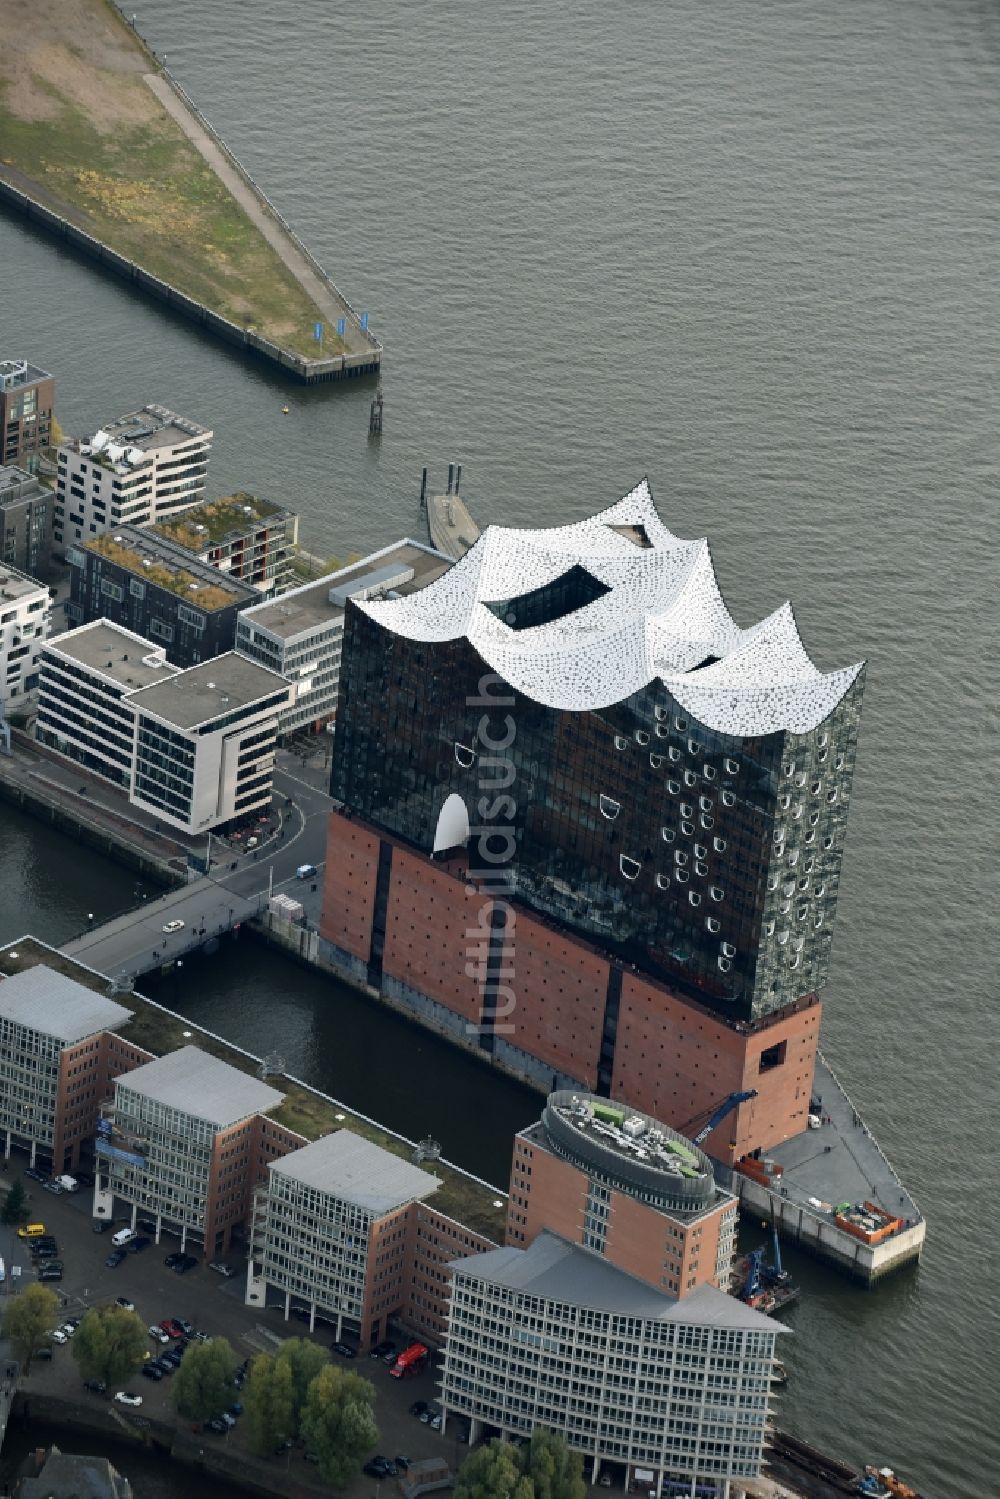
(442, 1231), (784, 1496)
(0, 465), (54, 580)
(99, 1046), (285, 1258)
(68, 526), (258, 667)
(0, 566), (50, 711)
(36, 620), (292, 831)
(508, 1092), (737, 1296)
(0, 359), (55, 473)
(236, 539), (449, 739)
(53, 405), (211, 555)
(0, 965), (146, 1173)
(153, 492), (299, 597)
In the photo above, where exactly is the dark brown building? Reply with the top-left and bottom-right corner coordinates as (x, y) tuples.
(0, 359), (55, 472)
(0, 465), (55, 579)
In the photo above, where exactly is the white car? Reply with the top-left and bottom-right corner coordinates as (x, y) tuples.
(148, 1325), (170, 1344)
(50, 1329), (68, 1345)
(114, 1391), (143, 1407)
(162, 919), (185, 934)
(115, 1297), (136, 1312)
(60, 1322), (77, 1338)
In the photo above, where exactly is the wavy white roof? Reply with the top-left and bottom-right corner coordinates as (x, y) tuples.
(358, 480), (864, 735)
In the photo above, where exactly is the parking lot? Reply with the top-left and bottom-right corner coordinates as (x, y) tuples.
(1, 1168), (468, 1487)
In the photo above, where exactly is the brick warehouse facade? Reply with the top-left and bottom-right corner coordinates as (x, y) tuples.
(320, 809), (820, 1165)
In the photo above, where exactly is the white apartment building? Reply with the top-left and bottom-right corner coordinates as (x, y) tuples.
(0, 565), (50, 711)
(36, 619), (292, 831)
(235, 539), (449, 739)
(53, 405), (211, 556)
(442, 1231), (785, 1498)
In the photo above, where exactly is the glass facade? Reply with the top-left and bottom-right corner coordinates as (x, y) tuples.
(332, 608), (865, 1023)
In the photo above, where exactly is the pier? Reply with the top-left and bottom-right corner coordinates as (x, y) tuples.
(423, 464), (481, 560)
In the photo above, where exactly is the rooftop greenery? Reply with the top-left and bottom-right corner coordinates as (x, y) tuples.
(86, 533), (241, 611)
(155, 493), (284, 551)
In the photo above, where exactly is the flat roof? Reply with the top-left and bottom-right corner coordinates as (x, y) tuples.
(0, 465), (47, 507)
(270, 1130), (441, 1213)
(84, 527), (256, 609)
(44, 620), (178, 693)
(0, 965), (133, 1044)
(94, 403), (210, 454)
(0, 358), (51, 390)
(128, 652), (290, 729)
(115, 1045), (283, 1127)
(0, 565), (47, 603)
(239, 539), (450, 642)
(154, 493), (291, 552)
(450, 1231), (785, 1331)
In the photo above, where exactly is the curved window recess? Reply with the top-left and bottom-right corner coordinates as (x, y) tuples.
(835, 755), (845, 770)
(655, 706), (668, 722)
(724, 758), (740, 774)
(798, 906), (809, 921)
(817, 748), (828, 764)
(635, 730), (650, 746)
(655, 723), (669, 738)
(683, 770), (697, 787)
(705, 917), (721, 934)
(655, 873), (670, 891)
(619, 855), (641, 881)
(614, 735), (629, 750)
(814, 914), (824, 929)
(766, 876), (778, 892)
(778, 793), (791, 811)
(667, 779), (680, 795)
(789, 954), (801, 970)
(721, 941), (736, 958)
(680, 802), (694, 819)
(794, 772), (806, 787)
(718, 956), (731, 973)
(804, 830), (816, 845)
(792, 804), (803, 820)
(676, 869), (689, 883)
(668, 747), (681, 762)
(826, 789), (839, 804)
(700, 813), (714, 830)
(674, 851), (688, 866)
(774, 842), (785, 857)
(823, 836), (834, 850)
(818, 732), (829, 748)
(793, 935), (805, 951)
(650, 754), (665, 769)
(599, 795), (621, 820)
(803, 857), (814, 872)
(681, 821), (694, 836)
(783, 762), (795, 778)
(675, 716), (688, 732)
(783, 882), (795, 898)
(798, 878), (810, 892)
(703, 764), (717, 781)
(777, 930), (789, 946)
(808, 811), (820, 827)
(454, 742), (477, 769)
(694, 861), (707, 877)
(721, 790), (735, 807)
(687, 738), (701, 756)
(713, 837), (727, 853)
(787, 850), (799, 867)
(815, 883), (826, 897)
(661, 827), (675, 843)
(709, 885), (724, 901)
(780, 899), (791, 914)
(688, 891), (702, 907)
(694, 843), (707, 859)
(811, 780), (822, 795)
(764, 919), (775, 936)
(699, 795), (712, 812)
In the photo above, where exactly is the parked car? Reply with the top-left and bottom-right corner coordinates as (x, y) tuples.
(149, 1325), (170, 1344)
(152, 1358), (174, 1376)
(60, 1322), (78, 1338)
(173, 1255), (198, 1275)
(75, 1171), (95, 1187)
(50, 1330), (68, 1345)
(93, 1221), (107, 1234)
(208, 1261), (236, 1278)
(163, 1252), (182, 1269)
(332, 1341), (356, 1359)
(105, 1251), (126, 1268)
(364, 1458), (392, 1478)
(395, 1457), (410, 1472)
(295, 864), (317, 880)
(274, 1439), (293, 1455)
(220, 1412), (237, 1428)
(83, 1379), (106, 1393)
(24, 1168), (46, 1183)
(17, 1224), (46, 1239)
(42, 1180), (64, 1195)
(114, 1392), (143, 1407)
(160, 1319), (184, 1339)
(115, 1297), (136, 1312)
(142, 1364), (164, 1381)
(33, 1245), (59, 1260)
(33, 1348), (54, 1361)
(205, 1417), (228, 1434)
(127, 1236), (151, 1254)
(138, 1220), (158, 1234)
(38, 1266), (63, 1282)
(162, 920), (185, 934)
(409, 1401), (427, 1418)
(371, 1339), (396, 1360)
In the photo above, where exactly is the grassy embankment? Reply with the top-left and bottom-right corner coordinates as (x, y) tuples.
(0, 939), (506, 1242)
(0, 77), (342, 361)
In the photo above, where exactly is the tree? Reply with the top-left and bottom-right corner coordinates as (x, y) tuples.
(274, 1337), (329, 1435)
(71, 1306), (147, 1388)
(299, 1364), (378, 1487)
(524, 1428), (586, 1499)
(455, 1440), (524, 1499)
(2, 1283), (60, 1372)
(244, 1353), (296, 1456)
(172, 1336), (236, 1421)
(1, 1181), (28, 1225)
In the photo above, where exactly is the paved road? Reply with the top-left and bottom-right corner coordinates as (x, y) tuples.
(145, 74), (375, 359)
(62, 760), (332, 981)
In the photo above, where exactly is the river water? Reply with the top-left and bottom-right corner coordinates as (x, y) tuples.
(2, 1), (998, 1493)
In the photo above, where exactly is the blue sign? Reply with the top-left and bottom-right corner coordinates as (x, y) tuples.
(96, 1139), (145, 1168)
(96, 1117), (112, 1136)
(360, 311), (369, 330)
(337, 317), (346, 337)
(314, 322), (323, 342)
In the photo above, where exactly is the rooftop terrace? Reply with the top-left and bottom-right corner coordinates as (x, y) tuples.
(0, 358), (51, 391)
(154, 492), (290, 552)
(0, 937), (507, 1243)
(85, 529), (254, 611)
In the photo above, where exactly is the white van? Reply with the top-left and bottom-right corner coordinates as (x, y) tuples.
(111, 1227), (136, 1248)
(55, 1174), (80, 1193)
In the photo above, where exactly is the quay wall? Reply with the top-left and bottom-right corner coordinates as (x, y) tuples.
(0, 177), (377, 385)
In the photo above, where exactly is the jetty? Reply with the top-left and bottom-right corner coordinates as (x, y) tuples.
(422, 464), (481, 560)
(0, 1), (380, 384)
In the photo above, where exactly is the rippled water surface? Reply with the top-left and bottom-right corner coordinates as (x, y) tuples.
(2, 1), (998, 1493)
